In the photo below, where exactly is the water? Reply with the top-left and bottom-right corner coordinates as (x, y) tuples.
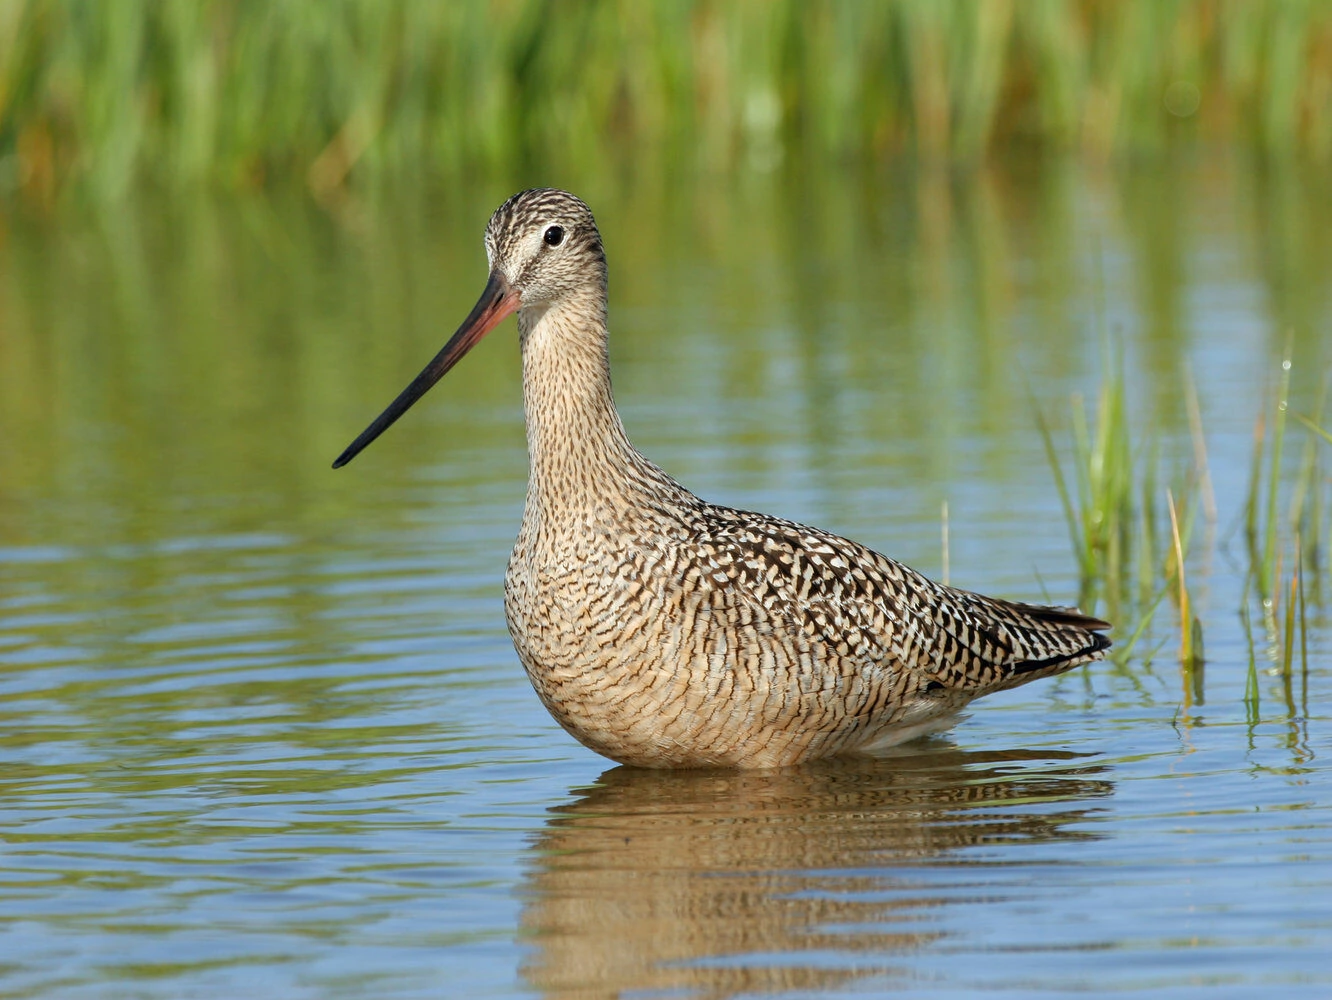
(2, 153), (1331, 997)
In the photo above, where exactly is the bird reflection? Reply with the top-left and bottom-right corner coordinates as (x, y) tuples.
(519, 741), (1113, 999)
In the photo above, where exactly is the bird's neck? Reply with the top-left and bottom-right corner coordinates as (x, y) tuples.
(518, 293), (645, 517)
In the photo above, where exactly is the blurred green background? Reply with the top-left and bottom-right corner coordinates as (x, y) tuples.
(1, 0), (1331, 202)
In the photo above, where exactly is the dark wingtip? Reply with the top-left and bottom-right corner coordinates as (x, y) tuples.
(1008, 600), (1112, 633)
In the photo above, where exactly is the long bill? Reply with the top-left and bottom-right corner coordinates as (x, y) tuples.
(333, 270), (520, 469)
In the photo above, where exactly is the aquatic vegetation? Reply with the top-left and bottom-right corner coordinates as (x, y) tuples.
(1293, 395), (1332, 600)
(1034, 347), (1132, 615)
(2, 0), (1332, 199)
(1044, 350), (1331, 708)
(1250, 357), (1292, 606)
(1167, 488), (1200, 670)
(1239, 357), (1332, 723)
(1035, 345), (1203, 666)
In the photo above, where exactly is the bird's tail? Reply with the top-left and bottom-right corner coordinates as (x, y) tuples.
(985, 598), (1111, 686)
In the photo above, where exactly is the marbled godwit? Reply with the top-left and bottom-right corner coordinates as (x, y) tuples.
(334, 188), (1110, 769)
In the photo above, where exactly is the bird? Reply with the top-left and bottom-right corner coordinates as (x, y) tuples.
(333, 188), (1111, 769)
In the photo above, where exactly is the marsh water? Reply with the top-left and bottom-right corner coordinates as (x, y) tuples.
(2, 154), (1331, 997)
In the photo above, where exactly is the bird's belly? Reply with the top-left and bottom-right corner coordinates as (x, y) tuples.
(502, 555), (931, 768)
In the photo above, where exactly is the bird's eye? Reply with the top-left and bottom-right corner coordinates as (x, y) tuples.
(543, 226), (565, 247)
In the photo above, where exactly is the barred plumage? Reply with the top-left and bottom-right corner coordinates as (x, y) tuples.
(335, 188), (1111, 769)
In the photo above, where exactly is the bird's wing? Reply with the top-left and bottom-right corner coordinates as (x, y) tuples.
(691, 506), (1109, 694)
